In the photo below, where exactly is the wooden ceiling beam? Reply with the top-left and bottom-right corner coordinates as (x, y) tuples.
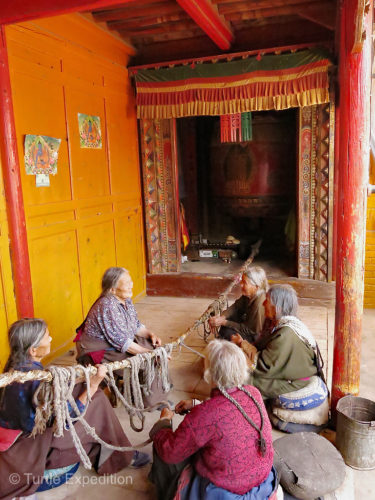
(93, 2), (182, 22)
(112, 19), (198, 34)
(298, 2), (337, 30)
(0, 0), (141, 25)
(176, 0), (234, 50)
(218, 0), (321, 15)
(131, 18), (332, 65)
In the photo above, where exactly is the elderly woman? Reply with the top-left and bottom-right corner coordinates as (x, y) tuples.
(76, 267), (168, 407)
(0, 318), (149, 500)
(251, 284), (318, 399)
(209, 266), (268, 342)
(148, 339), (277, 500)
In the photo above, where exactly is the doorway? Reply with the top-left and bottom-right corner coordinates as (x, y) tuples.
(177, 110), (297, 278)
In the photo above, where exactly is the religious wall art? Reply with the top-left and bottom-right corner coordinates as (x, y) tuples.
(24, 134), (61, 175)
(78, 113), (102, 149)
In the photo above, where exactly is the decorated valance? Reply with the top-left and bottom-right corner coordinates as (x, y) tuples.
(131, 49), (332, 119)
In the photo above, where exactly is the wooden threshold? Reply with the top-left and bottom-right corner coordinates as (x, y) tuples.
(146, 272), (336, 306)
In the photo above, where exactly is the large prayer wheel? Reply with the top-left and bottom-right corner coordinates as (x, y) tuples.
(210, 113), (295, 217)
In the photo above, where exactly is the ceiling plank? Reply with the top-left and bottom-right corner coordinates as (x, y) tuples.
(93, 2), (182, 22)
(131, 28), (204, 42)
(298, 2), (336, 30)
(105, 13), (189, 29)
(113, 19), (198, 34)
(176, 0), (234, 50)
(218, 0), (322, 15)
(225, 3), (326, 21)
(0, 0), (142, 25)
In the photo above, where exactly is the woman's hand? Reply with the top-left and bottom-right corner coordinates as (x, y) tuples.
(174, 399), (194, 415)
(90, 364), (107, 393)
(231, 333), (243, 346)
(78, 364), (107, 405)
(160, 407), (174, 420)
(208, 315), (227, 327)
(149, 332), (162, 347)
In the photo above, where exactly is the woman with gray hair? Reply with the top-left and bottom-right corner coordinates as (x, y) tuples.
(0, 318), (149, 499)
(75, 266), (167, 408)
(209, 265), (269, 342)
(77, 267), (161, 359)
(148, 339), (277, 500)
(251, 284), (318, 399)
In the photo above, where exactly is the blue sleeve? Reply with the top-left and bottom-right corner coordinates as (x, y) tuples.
(67, 398), (85, 418)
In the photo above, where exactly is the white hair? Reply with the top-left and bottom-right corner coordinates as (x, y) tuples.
(204, 339), (248, 389)
(243, 266), (269, 294)
(267, 284), (298, 320)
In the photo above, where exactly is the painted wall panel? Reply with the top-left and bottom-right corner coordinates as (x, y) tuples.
(0, 169), (21, 369)
(65, 88), (109, 200)
(9, 73), (72, 205)
(78, 220), (117, 313)
(4, 14), (146, 363)
(29, 231), (82, 360)
(114, 209), (145, 298)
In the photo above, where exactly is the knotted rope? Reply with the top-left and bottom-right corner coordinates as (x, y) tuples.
(0, 244), (261, 467)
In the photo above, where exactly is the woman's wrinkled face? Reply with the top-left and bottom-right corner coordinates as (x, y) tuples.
(263, 294), (277, 320)
(30, 328), (52, 360)
(241, 274), (258, 298)
(113, 273), (133, 301)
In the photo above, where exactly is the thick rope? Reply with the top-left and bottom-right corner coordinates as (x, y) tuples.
(0, 246), (261, 465)
(0, 242), (260, 389)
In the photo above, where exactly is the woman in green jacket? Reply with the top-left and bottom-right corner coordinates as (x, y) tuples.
(252, 284), (318, 399)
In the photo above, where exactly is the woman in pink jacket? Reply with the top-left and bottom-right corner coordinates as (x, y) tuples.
(149, 339), (277, 500)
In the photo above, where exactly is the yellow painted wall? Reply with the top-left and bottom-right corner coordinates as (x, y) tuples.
(4, 14), (146, 364)
(365, 152), (375, 307)
(0, 172), (19, 370)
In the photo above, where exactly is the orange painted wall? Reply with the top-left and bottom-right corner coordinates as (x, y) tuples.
(3, 14), (146, 365)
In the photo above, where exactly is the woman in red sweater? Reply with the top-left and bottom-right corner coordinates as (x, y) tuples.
(149, 339), (277, 500)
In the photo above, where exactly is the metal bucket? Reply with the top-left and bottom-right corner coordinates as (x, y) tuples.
(336, 395), (375, 470)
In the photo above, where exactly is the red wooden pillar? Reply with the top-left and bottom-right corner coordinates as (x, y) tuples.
(332, 0), (373, 410)
(0, 27), (34, 317)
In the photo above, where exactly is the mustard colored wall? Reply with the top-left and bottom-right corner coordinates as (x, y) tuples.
(365, 152), (375, 308)
(0, 171), (19, 370)
(5, 14), (146, 363)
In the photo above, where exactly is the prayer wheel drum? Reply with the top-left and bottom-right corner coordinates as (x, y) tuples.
(336, 395), (375, 470)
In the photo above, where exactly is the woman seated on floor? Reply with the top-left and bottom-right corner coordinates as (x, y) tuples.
(251, 284), (319, 399)
(148, 339), (277, 500)
(208, 266), (269, 342)
(0, 318), (150, 500)
(76, 266), (168, 407)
